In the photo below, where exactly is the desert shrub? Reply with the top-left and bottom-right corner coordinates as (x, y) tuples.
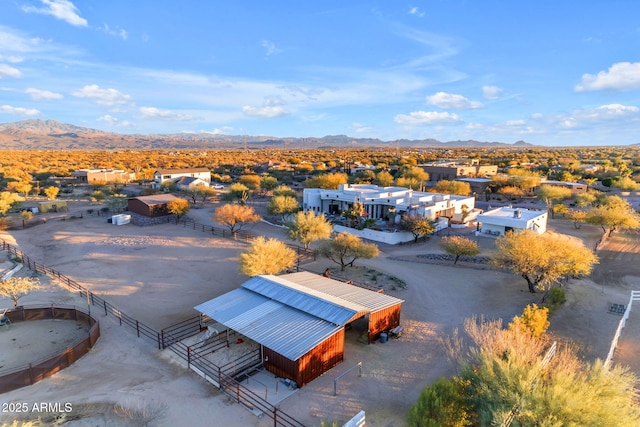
(408, 377), (471, 427)
(543, 287), (566, 313)
(509, 304), (550, 338)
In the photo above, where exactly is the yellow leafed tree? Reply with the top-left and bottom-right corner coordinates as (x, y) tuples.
(239, 237), (296, 276)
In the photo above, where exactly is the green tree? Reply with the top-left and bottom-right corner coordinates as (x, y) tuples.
(449, 315), (640, 426)
(160, 179), (176, 192)
(223, 183), (252, 205)
(408, 377), (471, 427)
(304, 172), (348, 189)
(91, 190), (105, 202)
(196, 185), (216, 204)
(286, 211), (333, 249)
(214, 204), (261, 232)
(374, 170), (394, 187)
(492, 230), (598, 293)
(586, 195), (640, 236)
(167, 197), (190, 220)
(267, 195), (299, 221)
(508, 304), (550, 338)
(273, 185), (297, 198)
(568, 209), (587, 229)
(535, 185), (572, 218)
(440, 235), (480, 264)
(7, 181), (32, 197)
(44, 186), (60, 200)
(0, 192), (24, 216)
(575, 193), (597, 208)
(318, 232), (379, 271)
(397, 166), (429, 183)
(611, 176), (640, 191)
(238, 236), (297, 276)
(260, 175), (278, 194)
(239, 174), (261, 192)
(0, 276), (40, 307)
(402, 216), (436, 243)
(106, 194), (128, 213)
(429, 180), (472, 196)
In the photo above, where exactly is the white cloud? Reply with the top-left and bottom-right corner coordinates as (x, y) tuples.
(482, 85), (502, 100)
(0, 64), (22, 78)
(0, 55), (24, 63)
(596, 103), (639, 114)
(25, 87), (63, 100)
(351, 122), (374, 133)
(261, 40), (282, 56)
(575, 62), (640, 92)
(22, 0), (88, 27)
(97, 114), (132, 127)
(199, 126), (234, 135)
(98, 24), (128, 40)
(72, 85), (131, 106)
(408, 6), (425, 17)
(426, 92), (483, 109)
(394, 111), (462, 125)
(1, 104), (40, 116)
(139, 107), (193, 121)
(242, 105), (288, 118)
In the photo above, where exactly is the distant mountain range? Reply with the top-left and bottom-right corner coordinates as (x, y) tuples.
(0, 119), (535, 150)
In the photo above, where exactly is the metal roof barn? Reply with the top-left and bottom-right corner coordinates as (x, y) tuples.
(194, 272), (404, 387)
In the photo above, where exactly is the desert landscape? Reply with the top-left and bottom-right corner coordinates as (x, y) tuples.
(1, 199), (638, 427)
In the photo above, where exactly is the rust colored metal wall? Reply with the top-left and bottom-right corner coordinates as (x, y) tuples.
(368, 304), (401, 343)
(0, 306), (100, 394)
(263, 329), (345, 387)
(127, 198), (153, 217)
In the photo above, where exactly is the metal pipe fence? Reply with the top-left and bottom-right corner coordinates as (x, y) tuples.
(1, 239), (306, 426)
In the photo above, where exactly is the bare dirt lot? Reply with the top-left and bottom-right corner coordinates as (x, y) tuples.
(1, 201), (639, 427)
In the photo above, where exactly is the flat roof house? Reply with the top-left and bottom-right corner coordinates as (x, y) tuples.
(421, 161), (498, 181)
(303, 184), (475, 223)
(72, 168), (134, 184)
(195, 272), (404, 388)
(477, 207), (548, 236)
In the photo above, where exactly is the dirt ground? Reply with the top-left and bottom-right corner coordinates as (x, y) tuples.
(1, 200), (639, 426)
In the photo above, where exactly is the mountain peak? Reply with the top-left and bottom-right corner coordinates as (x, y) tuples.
(0, 119), (108, 135)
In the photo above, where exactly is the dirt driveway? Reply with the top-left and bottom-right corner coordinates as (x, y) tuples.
(1, 203), (638, 427)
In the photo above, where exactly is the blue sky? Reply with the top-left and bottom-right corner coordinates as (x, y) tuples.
(1, 1), (640, 146)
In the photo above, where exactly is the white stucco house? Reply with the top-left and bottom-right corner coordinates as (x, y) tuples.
(305, 183), (476, 223)
(153, 168), (211, 189)
(477, 207), (548, 236)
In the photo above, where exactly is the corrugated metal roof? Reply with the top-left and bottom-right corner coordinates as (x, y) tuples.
(195, 288), (342, 361)
(266, 272), (404, 312)
(242, 275), (364, 326)
(130, 194), (177, 205)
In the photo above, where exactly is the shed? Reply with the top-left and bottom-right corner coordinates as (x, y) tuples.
(37, 200), (68, 213)
(195, 272), (404, 387)
(127, 194), (178, 217)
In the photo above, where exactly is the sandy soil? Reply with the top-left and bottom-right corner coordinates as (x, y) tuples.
(1, 201), (639, 426)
